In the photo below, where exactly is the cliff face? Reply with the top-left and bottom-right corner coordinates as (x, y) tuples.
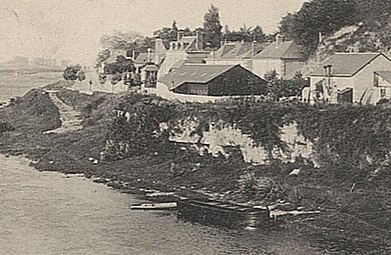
(102, 95), (391, 184)
(167, 120), (318, 167)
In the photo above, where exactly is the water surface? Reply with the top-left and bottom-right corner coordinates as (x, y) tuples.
(0, 155), (325, 255)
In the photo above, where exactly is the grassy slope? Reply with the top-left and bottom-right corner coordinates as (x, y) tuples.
(1, 87), (391, 254)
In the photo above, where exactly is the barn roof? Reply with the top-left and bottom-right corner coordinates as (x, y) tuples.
(310, 53), (384, 77)
(159, 64), (238, 90)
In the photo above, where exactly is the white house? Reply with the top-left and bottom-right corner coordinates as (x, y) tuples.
(252, 34), (306, 79)
(308, 53), (391, 104)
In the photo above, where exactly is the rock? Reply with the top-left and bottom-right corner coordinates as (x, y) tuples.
(289, 168), (301, 176)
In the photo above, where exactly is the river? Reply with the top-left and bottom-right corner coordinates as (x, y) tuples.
(0, 155), (326, 255)
(0, 71), (62, 103)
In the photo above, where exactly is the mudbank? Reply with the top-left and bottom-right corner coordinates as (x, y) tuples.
(0, 84), (391, 254)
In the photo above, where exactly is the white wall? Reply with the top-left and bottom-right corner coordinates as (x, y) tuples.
(156, 82), (224, 103)
(354, 55), (391, 104)
(158, 51), (187, 78)
(252, 58), (282, 78)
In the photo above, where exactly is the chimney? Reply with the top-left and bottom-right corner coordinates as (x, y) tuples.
(196, 30), (204, 50)
(147, 48), (152, 63)
(275, 33), (283, 48)
(155, 38), (165, 55)
(177, 31), (185, 41)
(252, 40), (257, 57)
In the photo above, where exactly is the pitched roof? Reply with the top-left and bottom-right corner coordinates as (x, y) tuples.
(134, 52), (155, 65)
(208, 42), (268, 60)
(375, 70), (391, 83)
(159, 64), (238, 90)
(310, 53), (383, 77)
(253, 41), (305, 59)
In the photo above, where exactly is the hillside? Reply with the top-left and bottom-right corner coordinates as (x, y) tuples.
(281, 0), (391, 67)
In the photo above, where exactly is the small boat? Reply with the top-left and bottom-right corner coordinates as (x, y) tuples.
(130, 202), (177, 210)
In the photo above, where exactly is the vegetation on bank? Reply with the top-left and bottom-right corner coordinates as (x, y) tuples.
(0, 86), (390, 253)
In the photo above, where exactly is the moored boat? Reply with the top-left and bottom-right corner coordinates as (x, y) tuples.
(130, 202), (177, 210)
(177, 199), (270, 229)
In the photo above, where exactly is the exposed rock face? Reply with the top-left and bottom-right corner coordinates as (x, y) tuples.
(167, 119), (318, 166)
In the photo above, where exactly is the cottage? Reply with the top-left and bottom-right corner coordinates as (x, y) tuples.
(156, 64), (267, 102)
(158, 31), (210, 78)
(252, 34), (306, 79)
(308, 53), (391, 104)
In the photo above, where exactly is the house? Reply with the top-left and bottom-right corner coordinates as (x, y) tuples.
(156, 64), (268, 102)
(133, 38), (167, 72)
(252, 34), (306, 79)
(307, 53), (391, 104)
(205, 41), (268, 70)
(373, 71), (391, 102)
(157, 31), (210, 78)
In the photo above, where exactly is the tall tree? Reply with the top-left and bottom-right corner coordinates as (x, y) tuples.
(280, 0), (358, 54)
(203, 4), (223, 49)
(251, 25), (266, 42)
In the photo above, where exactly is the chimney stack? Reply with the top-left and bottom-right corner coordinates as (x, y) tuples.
(177, 31), (185, 41)
(276, 33), (283, 48)
(147, 48), (152, 63)
(252, 40), (257, 57)
(196, 30), (204, 50)
(155, 38), (165, 55)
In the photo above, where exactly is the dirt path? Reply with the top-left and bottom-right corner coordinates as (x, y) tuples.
(44, 91), (83, 134)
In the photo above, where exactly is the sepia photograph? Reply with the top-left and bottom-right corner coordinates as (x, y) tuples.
(0, 0), (390, 254)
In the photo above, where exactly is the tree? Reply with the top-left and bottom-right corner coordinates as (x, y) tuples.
(280, 0), (358, 54)
(203, 4), (223, 49)
(251, 25), (266, 42)
(63, 65), (83, 82)
(223, 24), (267, 42)
(96, 30), (150, 67)
(104, 56), (135, 75)
(153, 21), (181, 48)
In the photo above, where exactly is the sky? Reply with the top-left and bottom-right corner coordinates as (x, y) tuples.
(0, 0), (306, 65)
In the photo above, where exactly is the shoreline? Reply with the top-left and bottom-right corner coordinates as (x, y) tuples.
(1, 83), (391, 254)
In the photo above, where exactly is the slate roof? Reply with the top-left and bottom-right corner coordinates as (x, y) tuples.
(134, 52), (155, 65)
(310, 53), (383, 77)
(159, 64), (238, 90)
(209, 42), (268, 60)
(375, 70), (391, 83)
(253, 41), (305, 60)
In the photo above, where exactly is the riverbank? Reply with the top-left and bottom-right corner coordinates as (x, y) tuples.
(1, 83), (391, 254)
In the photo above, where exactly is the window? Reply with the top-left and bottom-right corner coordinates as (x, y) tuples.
(380, 88), (386, 98)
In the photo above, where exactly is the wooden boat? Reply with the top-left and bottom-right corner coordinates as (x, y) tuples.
(130, 202), (177, 210)
(177, 199), (270, 229)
